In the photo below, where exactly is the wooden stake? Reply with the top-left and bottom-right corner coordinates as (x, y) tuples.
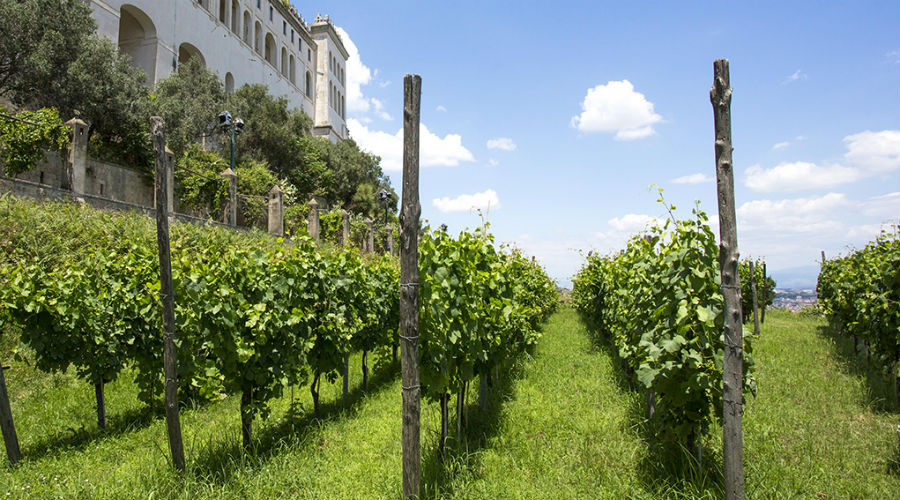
(439, 393), (448, 461)
(710, 59), (745, 500)
(342, 355), (349, 406)
(750, 261), (760, 338)
(400, 74), (422, 500)
(95, 382), (106, 429)
(760, 262), (767, 324)
(241, 386), (253, 448)
(151, 116), (186, 472)
(0, 364), (21, 464)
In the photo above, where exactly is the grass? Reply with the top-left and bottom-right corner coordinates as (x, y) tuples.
(0, 308), (897, 499)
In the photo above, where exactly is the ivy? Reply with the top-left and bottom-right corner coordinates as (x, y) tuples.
(0, 107), (69, 176)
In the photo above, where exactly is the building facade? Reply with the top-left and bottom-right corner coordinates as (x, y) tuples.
(87, 0), (348, 142)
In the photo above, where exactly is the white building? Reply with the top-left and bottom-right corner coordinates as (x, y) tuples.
(87, 0), (348, 142)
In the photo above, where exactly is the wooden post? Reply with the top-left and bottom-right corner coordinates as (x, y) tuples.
(760, 262), (767, 324)
(0, 365), (21, 464)
(750, 261), (760, 337)
(400, 74), (422, 500)
(95, 382), (106, 429)
(342, 356), (349, 406)
(710, 59), (744, 500)
(240, 387), (252, 448)
(151, 116), (186, 472)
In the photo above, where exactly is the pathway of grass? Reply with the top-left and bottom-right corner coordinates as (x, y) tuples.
(0, 308), (897, 499)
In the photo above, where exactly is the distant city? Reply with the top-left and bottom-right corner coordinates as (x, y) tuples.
(770, 288), (818, 312)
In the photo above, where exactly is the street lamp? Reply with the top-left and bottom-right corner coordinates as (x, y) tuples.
(218, 111), (245, 172)
(377, 188), (390, 225)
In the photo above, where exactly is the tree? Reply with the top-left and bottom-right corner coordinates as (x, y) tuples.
(0, 0), (151, 169)
(0, 0), (95, 104)
(150, 57), (225, 158)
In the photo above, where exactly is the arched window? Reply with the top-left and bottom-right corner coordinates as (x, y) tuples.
(231, 0), (239, 32)
(178, 42), (205, 67)
(225, 72), (234, 93)
(340, 94), (344, 119)
(281, 46), (287, 76)
(329, 85), (333, 108)
(289, 55), (296, 84)
(265, 33), (276, 66)
(118, 5), (158, 82)
(305, 71), (312, 97)
(254, 21), (262, 54)
(218, 0), (226, 24)
(243, 11), (251, 43)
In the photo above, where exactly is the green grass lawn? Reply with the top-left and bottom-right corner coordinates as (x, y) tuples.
(0, 308), (897, 499)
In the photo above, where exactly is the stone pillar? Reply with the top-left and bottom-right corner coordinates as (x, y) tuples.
(155, 147), (175, 214)
(307, 198), (319, 243)
(268, 185), (283, 236)
(341, 209), (350, 247)
(365, 218), (375, 254)
(65, 117), (89, 195)
(220, 167), (237, 226)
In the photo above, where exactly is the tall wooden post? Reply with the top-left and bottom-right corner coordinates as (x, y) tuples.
(151, 116), (186, 472)
(710, 59), (744, 500)
(0, 366), (21, 464)
(400, 74), (422, 500)
(760, 262), (767, 324)
(750, 261), (760, 337)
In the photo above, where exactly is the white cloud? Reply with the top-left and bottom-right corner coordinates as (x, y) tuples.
(433, 190), (500, 213)
(737, 193), (850, 232)
(570, 80), (662, 140)
(336, 26), (384, 117)
(347, 118), (475, 171)
(858, 191), (900, 218)
(488, 159), (499, 167)
(772, 141), (791, 150)
(745, 162), (861, 192)
(747, 130), (900, 192)
(843, 130), (900, 173)
(672, 173), (714, 184)
(783, 69), (808, 84)
(607, 213), (661, 232)
(436, 105), (447, 112)
(486, 137), (517, 151)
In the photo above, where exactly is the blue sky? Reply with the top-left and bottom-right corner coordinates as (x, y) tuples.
(296, 1), (899, 288)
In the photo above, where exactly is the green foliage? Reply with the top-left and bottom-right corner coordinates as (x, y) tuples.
(572, 201), (755, 443)
(175, 144), (228, 216)
(0, 107), (69, 176)
(150, 56), (225, 158)
(738, 258), (776, 322)
(234, 159), (278, 229)
(0, 195), (401, 429)
(0, 0), (150, 169)
(226, 84), (312, 179)
(418, 228), (557, 399)
(817, 226), (900, 371)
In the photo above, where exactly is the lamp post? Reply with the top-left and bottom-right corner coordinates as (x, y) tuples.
(217, 111), (245, 172)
